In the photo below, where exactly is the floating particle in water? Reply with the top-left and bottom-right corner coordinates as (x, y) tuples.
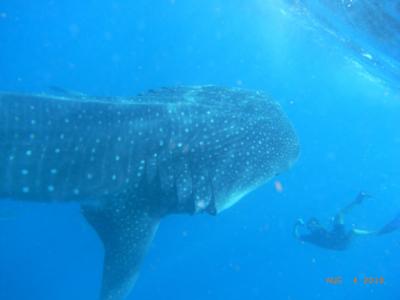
(274, 180), (284, 193)
(362, 52), (373, 60)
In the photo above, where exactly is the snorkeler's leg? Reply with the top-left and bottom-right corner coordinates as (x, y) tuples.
(332, 192), (372, 227)
(351, 228), (378, 236)
(352, 213), (400, 237)
(338, 192), (373, 216)
(378, 213), (400, 236)
(333, 212), (344, 226)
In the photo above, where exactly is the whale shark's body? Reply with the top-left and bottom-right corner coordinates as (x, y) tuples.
(0, 86), (299, 300)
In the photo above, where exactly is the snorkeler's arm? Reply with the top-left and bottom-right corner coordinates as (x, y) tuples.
(293, 218), (305, 239)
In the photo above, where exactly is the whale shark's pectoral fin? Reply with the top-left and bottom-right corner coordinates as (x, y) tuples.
(82, 202), (160, 300)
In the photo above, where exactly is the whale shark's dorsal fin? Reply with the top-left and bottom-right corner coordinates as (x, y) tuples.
(48, 86), (88, 99)
(82, 200), (160, 300)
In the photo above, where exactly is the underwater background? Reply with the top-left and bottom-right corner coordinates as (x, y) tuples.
(0, 1), (399, 300)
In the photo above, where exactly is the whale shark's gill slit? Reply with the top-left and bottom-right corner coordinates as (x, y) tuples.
(172, 170), (182, 212)
(185, 155), (196, 213)
(205, 171), (217, 215)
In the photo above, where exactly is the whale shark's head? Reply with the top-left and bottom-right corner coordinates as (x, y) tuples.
(204, 89), (299, 214)
(157, 86), (300, 215)
(212, 105), (299, 214)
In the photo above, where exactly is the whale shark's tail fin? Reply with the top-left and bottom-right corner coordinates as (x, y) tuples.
(378, 213), (400, 236)
(82, 200), (161, 300)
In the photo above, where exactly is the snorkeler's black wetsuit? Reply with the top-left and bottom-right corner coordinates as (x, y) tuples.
(294, 192), (400, 251)
(296, 222), (353, 251)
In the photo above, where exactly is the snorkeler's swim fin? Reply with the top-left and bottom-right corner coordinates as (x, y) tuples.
(378, 213), (400, 235)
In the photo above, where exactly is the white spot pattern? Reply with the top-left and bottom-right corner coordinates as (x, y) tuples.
(0, 86), (298, 218)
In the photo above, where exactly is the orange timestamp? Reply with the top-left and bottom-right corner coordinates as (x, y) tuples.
(357, 277), (385, 285)
(325, 276), (343, 285)
(325, 276), (385, 285)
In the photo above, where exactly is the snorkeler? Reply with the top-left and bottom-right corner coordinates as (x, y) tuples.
(294, 192), (400, 251)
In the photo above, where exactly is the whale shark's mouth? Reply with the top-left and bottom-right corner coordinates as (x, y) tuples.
(216, 190), (250, 213)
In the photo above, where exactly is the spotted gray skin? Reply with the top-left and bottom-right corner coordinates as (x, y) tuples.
(0, 86), (299, 300)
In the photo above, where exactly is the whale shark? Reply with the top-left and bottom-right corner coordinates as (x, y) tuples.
(0, 85), (299, 300)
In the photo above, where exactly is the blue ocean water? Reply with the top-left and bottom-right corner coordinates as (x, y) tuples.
(0, 1), (399, 300)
